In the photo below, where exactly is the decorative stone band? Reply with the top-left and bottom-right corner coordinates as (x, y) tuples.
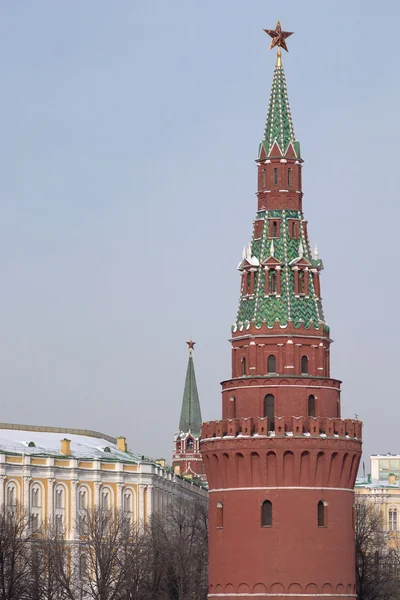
(208, 486), (355, 493)
(208, 595), (355, 598)
(201, 416), (362, 442)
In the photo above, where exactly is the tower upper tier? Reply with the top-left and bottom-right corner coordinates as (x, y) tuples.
(234, 53), (326, 333)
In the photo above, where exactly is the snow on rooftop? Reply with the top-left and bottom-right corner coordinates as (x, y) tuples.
(0, 428), (140, 462)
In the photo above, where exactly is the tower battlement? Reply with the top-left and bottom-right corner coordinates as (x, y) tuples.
(201, 416), (362, 441)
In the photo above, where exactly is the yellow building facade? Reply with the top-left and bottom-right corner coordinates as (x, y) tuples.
(356, 454), (400, 533)
(0, 422), (207, 538)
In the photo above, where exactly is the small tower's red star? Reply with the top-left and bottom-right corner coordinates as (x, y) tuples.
(264, 20), (294, 53)
(186, 339), (196, 352)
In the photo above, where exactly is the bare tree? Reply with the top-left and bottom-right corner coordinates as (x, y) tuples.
(355, 495), (399, 600)
(150, 497), (208, 600)
(77, 506), (129, 600)
(0, 506), (31, 600)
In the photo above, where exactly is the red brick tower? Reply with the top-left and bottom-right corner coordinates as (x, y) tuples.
(173, 341), (205, 481)
(201, 23), (362, 599)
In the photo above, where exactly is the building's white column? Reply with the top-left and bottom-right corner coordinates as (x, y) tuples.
(23, 477), (31, 517)
(94, 481), (101, 507)
(70, 480), (78, 541)
(138, 484), (145, 526)
(116, 483), (123, 513)
(0, 475), (5, 509)
(146, 485), (153, 522)
(48, 479), (55, 525)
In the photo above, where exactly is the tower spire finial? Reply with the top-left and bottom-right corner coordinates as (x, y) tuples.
(186, 339), (196, 357)
(264, 20), (294, 66)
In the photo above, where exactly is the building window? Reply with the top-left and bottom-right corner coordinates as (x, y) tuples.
(123, 492), (132, 514)
(273, 168), (278, 186)
(288, 168), (292, 187)
(31, 487), (40, 508)
(301, 355), (309, 375)
(271, 221), (278, 237)
(31, 513), (39, 532)
(308, 395), (316, 417)
(7, 485), (16, 507)
(268, 270), (277, 294)
(299, 270), (305, 294)
(216, 502), (223, 528)
(290, 221), (298, 239)
(186, 437), (194, 451)
(241, 357), (246, 376)
(55, 514), (63, 534)
(264, 394), (275, 429)
(229, 396), (236, 418)
(101, 490), (109, 510)
(318, 500), (327, 527)
(79, 489), (87, 510)
(79, 554), (88, 579)
(261, 500), (272, 527)
(55, 489), (64, 509)
(267, 355), (276, 374)
(262, 169), (266, 188)
(246, 272), (251, 294)
(389, 508), (398, 531)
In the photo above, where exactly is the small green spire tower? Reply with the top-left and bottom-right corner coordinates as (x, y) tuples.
(172, 341), (205, 480)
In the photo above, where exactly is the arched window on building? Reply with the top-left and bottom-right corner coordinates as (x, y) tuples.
(273, 168), (278, 186)
(55, 488), (64, 509)
(7, 484), (17, 508)
(241, 357), (246, 376)
(229, 396), (236, 418)
(31, 486), (40, 508)
(101, 490), (109, 511)
(264, 394), (275, 429)
(301, 355), (309, 375)
(216, 502), (223, 528)
(271, 221), (278, 237)
(318, 500), (327, 527)
(268, 269), (277, 294)
(389, 508), (398, 531)
(79, 489), (87, 511)
(308, 395), (316, 417)
(261, 500), (272, 527)
(288, 167), (293, 187)
(79, 553), (88, 579)
(291, 221), (296, 238)
(267, 355), (276, 374)
(299, 270), (305, 294)
(186, 437), (194, 451)
(247, 272), (251, 294)
(262, 169), (266, 188)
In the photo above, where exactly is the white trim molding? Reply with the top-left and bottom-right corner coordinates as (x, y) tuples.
(209, 486), (355, 493)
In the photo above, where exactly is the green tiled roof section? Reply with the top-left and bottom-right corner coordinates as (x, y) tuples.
(179, 355), (202, 436)
(259, 63), (300, 158)
(236, 209), (326, 329)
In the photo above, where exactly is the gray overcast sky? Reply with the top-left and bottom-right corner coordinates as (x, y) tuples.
(0, 1), (398, 468)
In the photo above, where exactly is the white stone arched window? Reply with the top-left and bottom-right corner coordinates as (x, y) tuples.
(123, 488), (136, 523)
(77, 485), (91, 534)
(101, 486), (114, 511)
(30, 483), (44, 532)
(389, 506), (398, 531)
(54, 484), (68, 534)
(6, 481), (19, 508)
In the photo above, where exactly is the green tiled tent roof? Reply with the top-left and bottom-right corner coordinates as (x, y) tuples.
(258, 59), (300, 159)
(178, 355), (202, 437)
(235, 58), (326, 332)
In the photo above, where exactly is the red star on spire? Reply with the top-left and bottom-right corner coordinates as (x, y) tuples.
(264, 20), (294, 53)
(186, 339), (196, 352)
